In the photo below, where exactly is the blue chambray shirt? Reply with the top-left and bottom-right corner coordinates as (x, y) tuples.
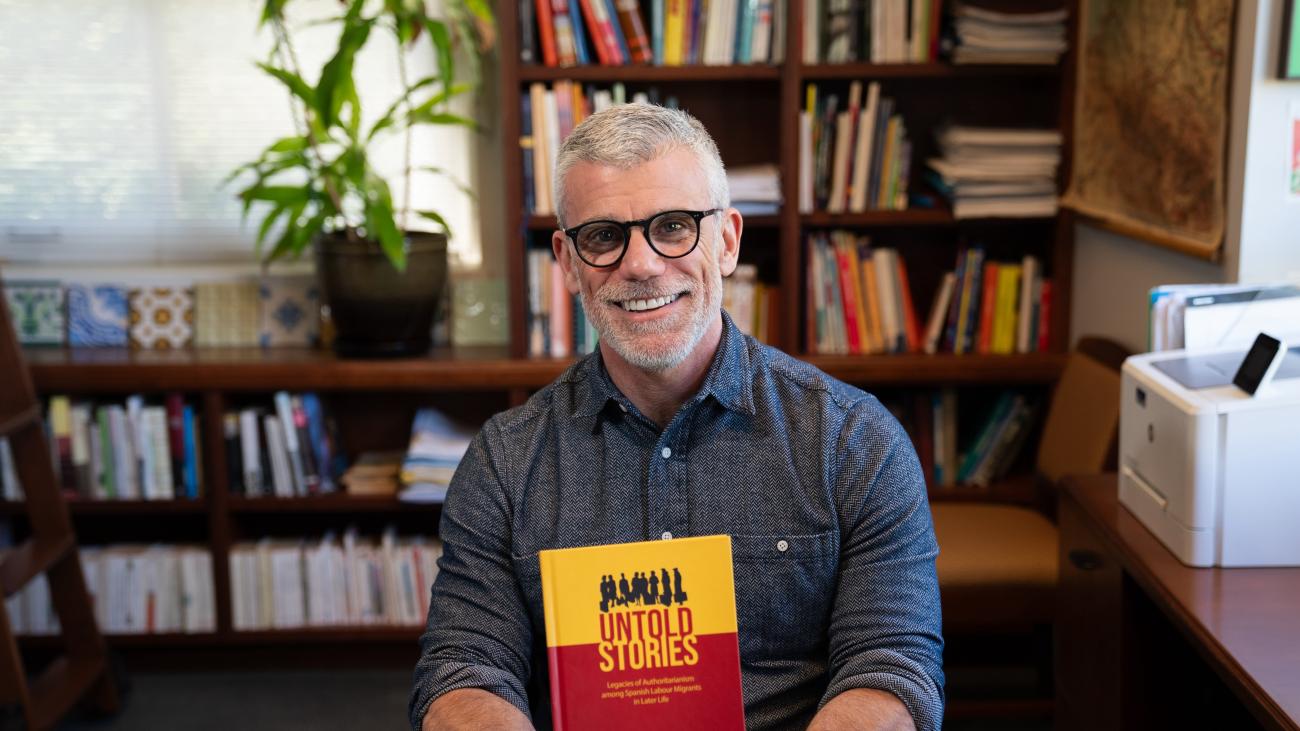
(410, 311), (944, 730)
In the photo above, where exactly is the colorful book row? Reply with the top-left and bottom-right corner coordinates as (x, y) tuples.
(0, 395), (205, 502)
(806, 231), (921, 355)
(230, 529), (441, 631)
(925, 248), (1051, 355)
(224, 392), (344, 499)
(800, 81), (912, 214)
(2, 277), (320, 348)
(805, 0), (944, 64)
(523, 0), (785, 67)
(887, 388), (1039, 490)
(4, 544), (215, 636)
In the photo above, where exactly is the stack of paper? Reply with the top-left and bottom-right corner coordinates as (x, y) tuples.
(1147, 283), (1300, 352)
(926, 126), (1061, 219)
(727, 164), (781, 216)
(398, 409), (475, 504)
(949, 3), (1069, 65)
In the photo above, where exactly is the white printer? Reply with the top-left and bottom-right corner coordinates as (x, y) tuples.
(1119, 346), (1300, 567)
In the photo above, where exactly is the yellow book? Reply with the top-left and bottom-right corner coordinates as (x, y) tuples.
(993, 264), (1022, 354)
(664, 0), (685, 65)
(539, 535), (744, 729)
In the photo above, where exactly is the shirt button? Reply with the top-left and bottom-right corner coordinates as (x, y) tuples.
(618, 403), (627, 413)
(776, 540), (789, 552)
(661, 531), (673, 540)
(661, 447), (672, 459)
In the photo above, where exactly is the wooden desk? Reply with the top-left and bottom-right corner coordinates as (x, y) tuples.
(1056, 474), (1300, 731)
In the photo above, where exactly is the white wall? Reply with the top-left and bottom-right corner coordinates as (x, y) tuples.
(1071, 0), (1300, 352)
(1232, 0), (1300, 283)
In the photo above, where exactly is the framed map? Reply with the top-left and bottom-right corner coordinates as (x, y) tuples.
(1062, 0), (1235, 259)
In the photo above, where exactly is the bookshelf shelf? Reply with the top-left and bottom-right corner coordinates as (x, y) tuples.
(801, 209), (955, 227)
(20, 628), (421, 648)
(25, 347), (568, 393)
(518, 64), (782, 82)
(0, 500), (208, 516)
(227, 496), (440, 514)
(799, 62), (1062, 80)
(527, 214), (782, 230)
(809, 353), (1066, 385)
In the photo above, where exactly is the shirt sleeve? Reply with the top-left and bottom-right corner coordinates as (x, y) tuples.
(820, 397), (945, 731)
(408, 420), (535, 730)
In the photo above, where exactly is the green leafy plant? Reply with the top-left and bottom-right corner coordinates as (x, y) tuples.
(228, 0), (493, 271)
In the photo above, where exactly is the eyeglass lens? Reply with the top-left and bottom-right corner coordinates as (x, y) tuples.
(576, 211), (701, 266)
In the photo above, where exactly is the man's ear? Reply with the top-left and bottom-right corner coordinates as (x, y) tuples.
(552, 229), (581, 295)
(717, 207), (742, 277)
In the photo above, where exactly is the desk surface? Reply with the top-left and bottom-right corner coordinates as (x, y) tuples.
(1066, 475), (1300, 731)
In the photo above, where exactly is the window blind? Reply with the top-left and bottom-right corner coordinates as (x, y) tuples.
(0, 0), (479, 267)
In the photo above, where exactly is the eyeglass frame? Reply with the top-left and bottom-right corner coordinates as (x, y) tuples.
(562, 208), (722, 269)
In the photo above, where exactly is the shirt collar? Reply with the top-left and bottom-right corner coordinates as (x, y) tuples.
(568, 310), (756, 419)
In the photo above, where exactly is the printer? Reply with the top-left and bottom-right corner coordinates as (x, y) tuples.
(1120, 346), (1300, 567)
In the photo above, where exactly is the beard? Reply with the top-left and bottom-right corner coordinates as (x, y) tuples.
(579, 265), (723, 372)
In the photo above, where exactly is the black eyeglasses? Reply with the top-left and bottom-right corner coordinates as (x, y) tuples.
(564, 209), (721, 268)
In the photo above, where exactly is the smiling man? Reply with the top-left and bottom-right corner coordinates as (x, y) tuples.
(411, 104), (944, 731)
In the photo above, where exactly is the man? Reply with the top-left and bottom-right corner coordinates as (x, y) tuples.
(411, 104), (943, 730)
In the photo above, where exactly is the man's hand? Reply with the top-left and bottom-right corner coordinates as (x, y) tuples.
(807, 688), (916, 731)
(422, 688), (535, 731)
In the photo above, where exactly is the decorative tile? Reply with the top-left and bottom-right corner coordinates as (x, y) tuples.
(3, 280), (64, 346)
(128, 287), (194, 350)
(194, 281), (260, 347)
(259, 276), (320, 347)
(67, 283), (128, 347)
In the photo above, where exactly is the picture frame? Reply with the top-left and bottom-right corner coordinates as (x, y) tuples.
(1282, 0), (1300, 80)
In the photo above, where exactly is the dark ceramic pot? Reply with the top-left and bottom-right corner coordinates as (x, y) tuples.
(315, 231), (447, 357)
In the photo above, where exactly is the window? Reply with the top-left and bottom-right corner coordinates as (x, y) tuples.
(0, 0), (480, 267)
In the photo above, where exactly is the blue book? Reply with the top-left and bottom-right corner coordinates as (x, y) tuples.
(735, 0), (758, 63)
(300, 393), (337, 493)
(651, 0), (664, 64)
(603, 0), (632, 63)
(182, 405), (198, 499)
(520, 91), (536, 214)
(942, 249), (968, 353)
(568, 0), (592, 64)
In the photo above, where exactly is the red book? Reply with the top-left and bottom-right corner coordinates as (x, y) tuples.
(895, 254), (922, 353)
(540, 536), (744, 730)
(833, 242), (863, 355)
(976, 262), (998, 354)
(536, 0), (559, 66)
(613, 0), (654, 64)
(578, 0), (621, 64)
(1037, 280), (1053, 352)
(166, 393), (187, 493)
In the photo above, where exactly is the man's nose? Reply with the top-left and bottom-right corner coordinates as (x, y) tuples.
(618, 226), (666, 279)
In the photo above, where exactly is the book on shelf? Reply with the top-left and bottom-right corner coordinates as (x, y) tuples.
(539, 534), (744, 729)
(926, 125), (1062, 219)
(398, 408), (476, 504)
(521, 0), (783, 66)
(806, 231), (920, 355)
(4, 544), (216, 636)
(948, 2), (1068, 65)
(229, 529), (441, 631)
(721, 263), (778, 344)
(803, 81), (911, 214)
(806, 0), (943, 64)
(5, 395), (205, 503)
(227, 391), (341, 498)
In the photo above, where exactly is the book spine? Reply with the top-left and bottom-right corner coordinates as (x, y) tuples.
(224, 412), (243, 496)
(652, 0), (665, 63)
(833, 238), (863, 355)
(520, 0), (538, 63)
(895, 251), (921, 352)
(166, 393), (186, 494)
(239, 409), (263, 496)
(292, 396), (322, 495)
(615, 0), (654, 63)
(181, 406), (198, 500)
(536, 0), (559, 66)
(942, 248), (967, 353)
(1037, 280), (1053, 352)
(274, 392), (308, 496)
(976, 261), (998, 354)
(568, 0), (593, 63)
(550, 0), (579, 66)
(604, 0), (633, 62)
(520, 92), (536, 214)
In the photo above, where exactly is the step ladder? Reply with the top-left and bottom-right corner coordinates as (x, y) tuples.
(0, 282), (119, 729)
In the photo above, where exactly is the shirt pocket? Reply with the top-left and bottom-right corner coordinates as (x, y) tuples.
(729, 531), (838, 660)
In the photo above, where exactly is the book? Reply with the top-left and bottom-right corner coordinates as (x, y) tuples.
(539, 534), (744, 729)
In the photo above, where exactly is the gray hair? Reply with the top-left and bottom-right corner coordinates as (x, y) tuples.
(552, 103), (729, 228)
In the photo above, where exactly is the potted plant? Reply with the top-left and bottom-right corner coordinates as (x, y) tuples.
(229, 0), (493, 357)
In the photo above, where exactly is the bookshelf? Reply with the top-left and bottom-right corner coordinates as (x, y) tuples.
(9, 0), (1079, 666)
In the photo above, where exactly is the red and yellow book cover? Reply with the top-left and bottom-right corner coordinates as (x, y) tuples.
(539, 535), (745, 730)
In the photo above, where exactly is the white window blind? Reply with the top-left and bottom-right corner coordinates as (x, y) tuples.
(0, 0), (479, 267)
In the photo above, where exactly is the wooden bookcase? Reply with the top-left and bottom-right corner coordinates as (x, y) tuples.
(14, 0), (1078, 666)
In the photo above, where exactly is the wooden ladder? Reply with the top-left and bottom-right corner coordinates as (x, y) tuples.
(0, 282), (119, 729)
